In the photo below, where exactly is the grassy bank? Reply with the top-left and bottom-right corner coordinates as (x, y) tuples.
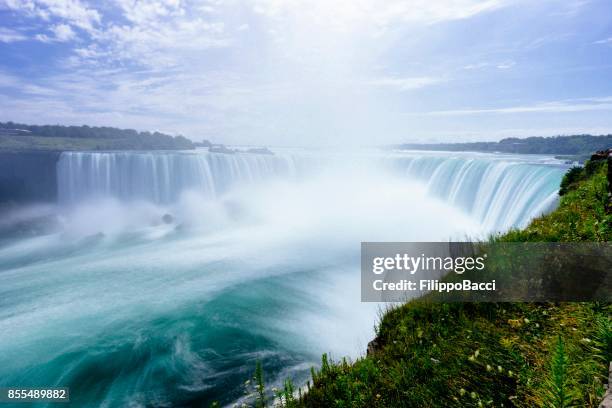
(0, 135), (123, 151)
(247, 157), (611, 408)
(298, 303), (610, 407)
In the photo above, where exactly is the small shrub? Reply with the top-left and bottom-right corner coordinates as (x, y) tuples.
(544, 336), (574, 408)
(255, 360), (266, 408)
(559, 166), (583, 195)
(594, 315), (612, 363)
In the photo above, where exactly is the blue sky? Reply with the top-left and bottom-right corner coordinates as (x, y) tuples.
(0, 0), (611, 146)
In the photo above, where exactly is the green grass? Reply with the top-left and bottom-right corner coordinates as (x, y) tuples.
(0, 135), (107, 151)
(0, 134), (193, 151)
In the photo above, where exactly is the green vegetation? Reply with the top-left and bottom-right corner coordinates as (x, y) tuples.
(297, 302), (610, 407)
(397, 134), (612, 160)
(244, 157), (611, 407)
(243, 362), (301, 408)
(545, 336), (572, 408)
(558, 166), (583, 196)
(256, 361), (267, 408)
(0, 121), (194, 151)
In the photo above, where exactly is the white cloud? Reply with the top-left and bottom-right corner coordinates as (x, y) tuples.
(250, 0), (506, 30)
(2, 0), (101, 32)
(34, 33), (52, 42)
(463, 62), (490, 70)
(1, 0), (506, 70)
(594, 37), (612, 45)
(374, 0), (506, 25)
(419, 98), (612, 116)
(35, 23), (77, 42)
(72, 44), (108, 59)
(95, 18), (229, 67)
(52, 23), (76, 41)
(496, 61), (516, 69)
(0, 65), (260, 139)
(0, 71), (23, 87)
(463, 60), (516, 70)
(367, 76), (443, 91)
(0, 27), (28, 42)
(113, 0), (185, 25)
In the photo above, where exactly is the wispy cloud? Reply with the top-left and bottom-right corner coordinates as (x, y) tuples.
(1, 0), (100, 32)
(250, 0), (506, 28)
(367, 76), (443, 91)
(30, 1), (231, 69)
(593, 37), (612, 45)
(418, 98), (612, 116)
(496, 61), (516, 69)
(0, 27), (27, 42)
(35, 23), (77, 42)
(0, 71), (23, 87)
(463, 60), (516, 70)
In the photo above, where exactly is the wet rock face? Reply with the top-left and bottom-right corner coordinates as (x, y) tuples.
(590, 149), (612, 162)
(367, 337), (381, 356)
(0, 151), (60, 204)
(589, 149), (611, 213)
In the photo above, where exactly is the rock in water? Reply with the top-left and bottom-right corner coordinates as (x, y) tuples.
(246, 147), (274, 155)
(162, 214), (174, 224)
(209, 145), (236, 154)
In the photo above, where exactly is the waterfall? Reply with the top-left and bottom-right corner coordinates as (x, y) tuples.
(57, 151), (299, 204)
(56, 149), (566, 232)
(390, 155), (566, 231)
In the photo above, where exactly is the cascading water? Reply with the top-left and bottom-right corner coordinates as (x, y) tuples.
(387, 153), (565, 231)
(57, 151), (300, 205)
(57, 149), (566, 232)
(0, 148), (567, 407)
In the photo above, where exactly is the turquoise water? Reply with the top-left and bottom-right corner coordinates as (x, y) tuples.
(0, 149), (566, 407)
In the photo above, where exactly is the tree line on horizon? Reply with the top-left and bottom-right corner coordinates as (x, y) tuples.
(1, 121), (610, 154)
(397, 134), (612, 156)
(0, 121), (194, 150)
